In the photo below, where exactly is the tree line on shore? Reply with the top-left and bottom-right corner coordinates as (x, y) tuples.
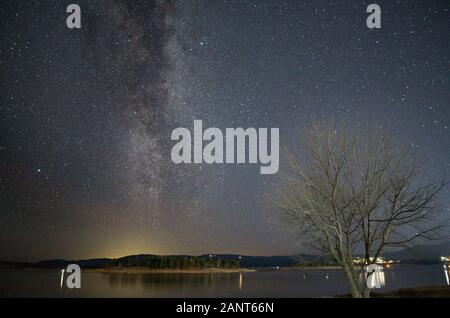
(106, 255), (241, 269)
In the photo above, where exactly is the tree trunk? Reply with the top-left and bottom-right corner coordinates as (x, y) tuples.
(363, 286), (371, 298)
(361, 269), (372, 298)
(342, 264), (362, 298)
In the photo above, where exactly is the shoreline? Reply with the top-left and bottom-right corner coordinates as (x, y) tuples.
(3, 265), (356, 273)
(84, 267), (256, 274)
(281, 266), (343, 270)
(375, 286), (450, 298)
(87, 266), (347, 273)
(338, 286), (450, 298)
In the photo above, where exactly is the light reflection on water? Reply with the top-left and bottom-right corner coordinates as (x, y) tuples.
(239, 272), (243, 290)
(0, 265), (448, 298)
(443, 264), (450, 285)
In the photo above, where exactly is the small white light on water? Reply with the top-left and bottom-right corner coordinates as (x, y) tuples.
(60, 269), (65, 288)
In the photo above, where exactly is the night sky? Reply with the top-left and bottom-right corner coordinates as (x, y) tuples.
(0, 0), (449, 261)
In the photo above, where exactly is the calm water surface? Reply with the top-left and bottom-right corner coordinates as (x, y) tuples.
(0, 265), (448, 297)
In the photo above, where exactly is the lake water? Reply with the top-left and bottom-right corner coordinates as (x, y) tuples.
(1, 265), (448, 297)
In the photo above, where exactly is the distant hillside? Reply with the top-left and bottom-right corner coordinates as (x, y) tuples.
(201, 254), (334, 267)
(37, 255), (240, 269)
(0, 260), (39, 269)
(37, 258), (111, 268)
(385, 241), (450, 264)
(2, 241), (449, 269)
(24, 253), (332, 269)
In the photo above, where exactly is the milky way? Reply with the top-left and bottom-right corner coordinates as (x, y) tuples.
(0, 0), (449, 261)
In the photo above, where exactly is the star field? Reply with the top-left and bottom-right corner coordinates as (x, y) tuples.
(0, 0), (449, 261)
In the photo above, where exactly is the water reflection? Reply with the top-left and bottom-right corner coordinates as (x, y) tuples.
(1, 265), (448, 297)
(443, 264), (449, 286)
(239, 273), (243, 290)
(102, 272), (241, 297)
(442, 257), (450, 286)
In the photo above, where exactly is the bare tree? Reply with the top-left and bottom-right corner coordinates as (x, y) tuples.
(275, 123), (447, 298)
